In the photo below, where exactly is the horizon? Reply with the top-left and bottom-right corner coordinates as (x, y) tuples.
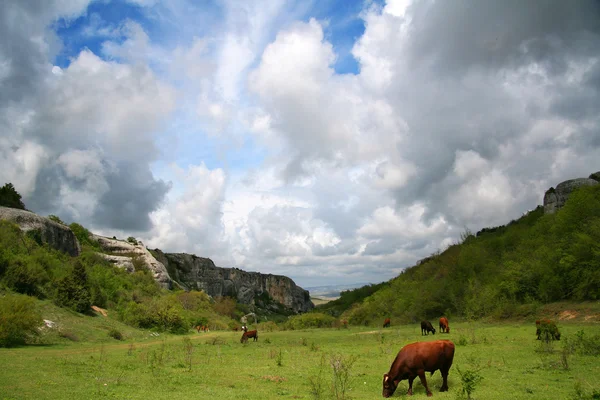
(1, 0), (599, 287)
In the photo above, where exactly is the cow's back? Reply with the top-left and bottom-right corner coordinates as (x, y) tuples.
(397, 340), (455, 372)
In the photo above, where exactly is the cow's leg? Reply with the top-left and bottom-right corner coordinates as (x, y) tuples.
(417, 371), (432, 397)
(440, 368), (449, 392)
(407, 377), (415, 396)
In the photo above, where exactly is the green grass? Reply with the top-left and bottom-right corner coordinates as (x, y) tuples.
(1, 318), (599, 399)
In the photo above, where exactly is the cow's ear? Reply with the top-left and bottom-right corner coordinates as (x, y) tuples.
(384, 374), (389, 382)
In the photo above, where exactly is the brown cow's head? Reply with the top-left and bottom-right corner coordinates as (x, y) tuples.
(382, 374), (398, 398)
(447, 327), (450, 333)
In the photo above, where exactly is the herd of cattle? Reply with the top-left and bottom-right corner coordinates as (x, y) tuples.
(194, 316), (561, 397)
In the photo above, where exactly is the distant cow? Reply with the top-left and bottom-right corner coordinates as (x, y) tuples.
(383, 318), (391, 328)
(421, 320), (436, 335)
(536, 319), (560, 341)
(439, 317), (450, 333)
(241, 330), (258, 343)
(195, 325), (209, 333)
(382, 340), (455, 397)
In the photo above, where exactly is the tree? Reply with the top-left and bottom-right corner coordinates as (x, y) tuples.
(0, 183), (25, 210)
(55, 261), (91, 313)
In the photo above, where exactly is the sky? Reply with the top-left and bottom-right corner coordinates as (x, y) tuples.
(1, 0), (599, 288)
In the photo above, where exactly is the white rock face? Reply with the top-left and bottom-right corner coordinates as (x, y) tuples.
(0, 206), (81, 256)
(91, 234), (172, 289)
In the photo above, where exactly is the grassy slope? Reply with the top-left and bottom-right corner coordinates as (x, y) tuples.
(1, 316), (599, 399)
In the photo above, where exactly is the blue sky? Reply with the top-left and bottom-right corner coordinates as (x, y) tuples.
(2, 0), (599, 288)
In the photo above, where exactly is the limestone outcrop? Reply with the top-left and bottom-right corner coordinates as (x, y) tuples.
(543, 174), (599, 214)
(91, 235), (172, 289)
(0, 206), (81, 256)
(154, 251), (314, 313)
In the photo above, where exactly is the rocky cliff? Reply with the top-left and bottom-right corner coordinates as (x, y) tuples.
(154, 250), (314, 313)
(91, 235), (173, 290)
(543, 172), (600, 214)
(0, 206), (80, 256)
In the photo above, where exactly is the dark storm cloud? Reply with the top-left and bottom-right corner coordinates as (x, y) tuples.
(92, 162), (171, 231)
(407, 0), (600, 76)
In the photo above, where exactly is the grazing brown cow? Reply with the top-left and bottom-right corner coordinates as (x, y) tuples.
(383, 340), (455, 397)
(383, 318), (391, 328)
(439, 317), (450, 333)
(536, 319), (560, 340)
(241, 330), (258, 343)
(421, 320), (436, 335)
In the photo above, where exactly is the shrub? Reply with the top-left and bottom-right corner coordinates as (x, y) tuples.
(0, 293), (42, 347)
(47, 215), (65, 225)
(127, 237), (138, 245)
(284, 313), (336, 330)
(69, 223), (100, 249)
(257, 321), (280, 332)
(108, 328), (123, 341)
(456, 366), (483, 400)
(3, 257), (49, 296)
(58, 330), (79, 342)
(54, 261), (91, 313)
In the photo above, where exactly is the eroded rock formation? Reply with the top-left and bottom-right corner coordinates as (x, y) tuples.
(0, 206), (80, 256)
(91, 235), (172, 289)
(543, 174), (599, 214)
(154, 250), (314, 313)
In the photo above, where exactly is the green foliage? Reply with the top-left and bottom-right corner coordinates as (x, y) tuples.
(0, 293), (42, 347)
(456, 366), (483, 400)
(338, 186), (600, 324)
(0, 183), (25, 210)
(48, 215), (65, 225)
(127, 237), (139, 245)
(565, 330), (600, 356)
(119, 296), (189, 333)
(69, 223), (100, 250)
(284, 313), (336, 330)
(54, 261), (92, 313)
(3, 256), (49, 296)
(213, 296), (237, 319)
(108, 328), (123, 340)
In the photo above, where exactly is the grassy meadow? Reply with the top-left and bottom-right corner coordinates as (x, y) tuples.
(1, 317), (599, 400)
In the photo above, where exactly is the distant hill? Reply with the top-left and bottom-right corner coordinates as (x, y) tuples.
(326, 181), (600, 324)
(306, 283), (371, 299)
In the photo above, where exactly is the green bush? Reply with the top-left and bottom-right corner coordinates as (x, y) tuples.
(47, 215), (65, 225)
(3, 257), (49, 296)
(69, 223), (100, 250)
(54, 261), (91, 313)
(0, 293), (42, 347)
(284, 313), (336, 330)
(108, 328), (123, 340)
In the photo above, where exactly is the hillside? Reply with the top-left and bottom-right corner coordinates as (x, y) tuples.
(328, 184), (600, 325)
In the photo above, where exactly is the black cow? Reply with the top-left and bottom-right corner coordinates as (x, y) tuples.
(421, 320), (436, 335)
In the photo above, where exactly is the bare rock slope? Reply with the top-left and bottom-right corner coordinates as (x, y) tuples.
(91, 235), (172, 289)
(154, 250), (314, 313)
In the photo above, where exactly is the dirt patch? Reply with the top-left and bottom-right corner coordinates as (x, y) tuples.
(584, 314), (600, 322)
(559, 310), (578, 320)
(355, 330), (380, 335)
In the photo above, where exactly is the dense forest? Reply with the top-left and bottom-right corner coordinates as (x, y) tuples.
(323, 185), (600, 325)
